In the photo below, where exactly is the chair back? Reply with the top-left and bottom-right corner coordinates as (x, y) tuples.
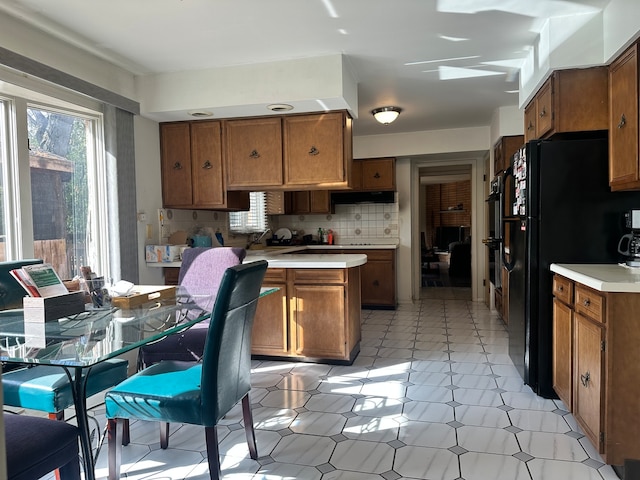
(179, 247), (246, 290)
(200, 260), (267, 424)
(179, 247), (246, 317)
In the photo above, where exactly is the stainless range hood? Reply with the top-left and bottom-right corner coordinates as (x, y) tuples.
(331, 191), (396, 204)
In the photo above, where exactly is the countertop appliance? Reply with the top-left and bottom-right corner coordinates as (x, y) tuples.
(503, 137), (640, 398)
(617, 209), (640, 266)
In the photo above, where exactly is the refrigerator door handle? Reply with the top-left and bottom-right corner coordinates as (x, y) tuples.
(501, 166), (516, 272)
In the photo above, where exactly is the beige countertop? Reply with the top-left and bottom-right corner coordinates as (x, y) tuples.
(550, 263), (640, 293)
(147, 243), (397, 269)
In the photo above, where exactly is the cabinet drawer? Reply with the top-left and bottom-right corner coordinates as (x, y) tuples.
(553, 275), (573, 305)
(352, 249), (394, 261)
(264, 268), (287, 283)
(575, 285), (605, 323)
(291, 269), (346, 283)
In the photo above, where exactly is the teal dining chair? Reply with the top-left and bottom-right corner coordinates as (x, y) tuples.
(105, 260), (268, 480)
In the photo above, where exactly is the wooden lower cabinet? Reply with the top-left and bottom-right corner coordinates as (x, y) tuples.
(573, 312), (604, 450)
(355, 249), (395, 308)
(250, 268), (288, 356)
(252, 266), (361, 363)
(552, 274), (640, 467)
(164, 267), (180, 285)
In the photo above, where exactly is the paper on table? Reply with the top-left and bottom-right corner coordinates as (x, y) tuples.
(21, 263), (68, 297)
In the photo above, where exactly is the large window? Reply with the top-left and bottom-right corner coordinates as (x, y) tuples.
(0, 91), (108, 280)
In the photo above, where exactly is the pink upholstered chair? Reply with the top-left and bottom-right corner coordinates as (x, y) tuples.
(138, 247), (246, 367)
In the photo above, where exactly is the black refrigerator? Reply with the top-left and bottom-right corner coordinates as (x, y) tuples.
(504, 137), (640, 398)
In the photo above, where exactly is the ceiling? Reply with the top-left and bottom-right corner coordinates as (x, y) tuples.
(0, 0), (611, 137)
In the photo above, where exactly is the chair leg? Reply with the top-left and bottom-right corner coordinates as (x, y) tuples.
(107, 419), (123, 480)
(205, 426), (221, 480)
(241, 394), (258, 460)
(160, 422), (169, 449)
(122, 419), (130, 446)
(49, 411), (65, 480)
(58, 455), (82, 480)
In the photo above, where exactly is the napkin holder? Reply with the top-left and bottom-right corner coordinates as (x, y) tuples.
(23, 291), (86, 323)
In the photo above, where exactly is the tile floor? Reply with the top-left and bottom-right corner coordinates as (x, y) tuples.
(76, 285), (619, 479)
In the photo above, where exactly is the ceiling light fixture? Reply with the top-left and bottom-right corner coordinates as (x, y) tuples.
(188, 110), (213, 118)
(267, 103), (293, 112)
(372, 106), (402, 125)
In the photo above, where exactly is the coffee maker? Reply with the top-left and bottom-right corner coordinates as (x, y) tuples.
(617, 210), (640, 266)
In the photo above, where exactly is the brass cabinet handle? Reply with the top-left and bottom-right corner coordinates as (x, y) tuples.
(527, 121), (534, 131)
(580, 371), (591, 387)
(373, 280), (379, 287)
(539, 107), (546, 118)
(309, 146), (319, 156)
(583, 298), (591, 307)
(618, 114), (626, 129)
(249, 150), (261, 159)
(202, 161), (212, 169)
(557, 285), (563, 292)
(373, 172), (381, 179)
(173, 161), (182, 170)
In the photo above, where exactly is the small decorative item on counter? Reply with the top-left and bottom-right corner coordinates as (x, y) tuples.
(327, 229), (334, 245)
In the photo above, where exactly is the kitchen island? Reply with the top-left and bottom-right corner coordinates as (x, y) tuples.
(549, 263), (640, 469)
(247, 252), (367, 364)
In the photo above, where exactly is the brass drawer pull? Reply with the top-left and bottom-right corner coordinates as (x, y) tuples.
(539, 107), (546, 118)
(580, 371), (590, 387)
(173, 161), (182, 170)
(249, 150), (261, 159)
(618, 114), (626, 129)
(583, 298), (591, 307)
(309, 146), (319, 156)
(202, 161), (212, 169)
(557, 285), (564, 292)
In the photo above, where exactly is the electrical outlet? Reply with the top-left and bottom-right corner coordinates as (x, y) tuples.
(137, 212), (147, 222)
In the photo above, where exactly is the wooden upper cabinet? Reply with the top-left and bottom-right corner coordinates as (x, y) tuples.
(359, 158), (396, 191)
(283, 111), (352, 190)
(609, 43), (640, 190)
(524, 67), (608, 141)
(224, 117), (283, 189)
(161, 122), (193, 208)
(191, 121), (224, 207)
(524, 101), (537, 143)
(493, 136), (524, 174)
(160, 121), (249, 211)
(290, 190), (331, 214)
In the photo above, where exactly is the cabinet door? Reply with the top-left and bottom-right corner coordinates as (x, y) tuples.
(350, 159), (363, 190)
(358, 251), (395, 307)
(191, 121), (225, 207)
(360, 158), (396, 191)
(160, 122), (193, 207)
(609, 43), (640, 190)
(552, 298), (573, 408)
(310, 190), (330, 213)
(252, 281), (289, 356)
(524, 101), (536, 142)
(224, 117), (283, 189)
(283, 112), (349, 188)
(292, 284), (346, 358)
(573, 312), (604, 452)
(536, 78), (553, 138)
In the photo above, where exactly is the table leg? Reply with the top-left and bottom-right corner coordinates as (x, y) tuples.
(68, 366), (96, 480)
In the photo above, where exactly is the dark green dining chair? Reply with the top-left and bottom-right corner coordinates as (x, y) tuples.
(105, 260), (268, 480)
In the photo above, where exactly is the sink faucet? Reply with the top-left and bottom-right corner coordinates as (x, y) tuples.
(247, 228), (271, 248)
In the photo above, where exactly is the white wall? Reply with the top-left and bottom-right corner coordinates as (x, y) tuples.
(134, 116), (164, 285)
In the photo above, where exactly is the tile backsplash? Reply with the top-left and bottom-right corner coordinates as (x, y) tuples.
(270, 203), (399, 243)
(156, 201), (399, 247)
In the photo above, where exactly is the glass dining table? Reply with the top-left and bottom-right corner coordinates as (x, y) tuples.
(0, 287), (217, 480)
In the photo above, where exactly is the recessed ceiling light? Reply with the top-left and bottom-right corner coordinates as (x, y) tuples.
(267, 104), (294, 112)
(188, 110), (213, 117)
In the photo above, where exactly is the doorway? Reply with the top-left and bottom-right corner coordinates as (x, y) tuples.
(409, 152), (488, 303)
